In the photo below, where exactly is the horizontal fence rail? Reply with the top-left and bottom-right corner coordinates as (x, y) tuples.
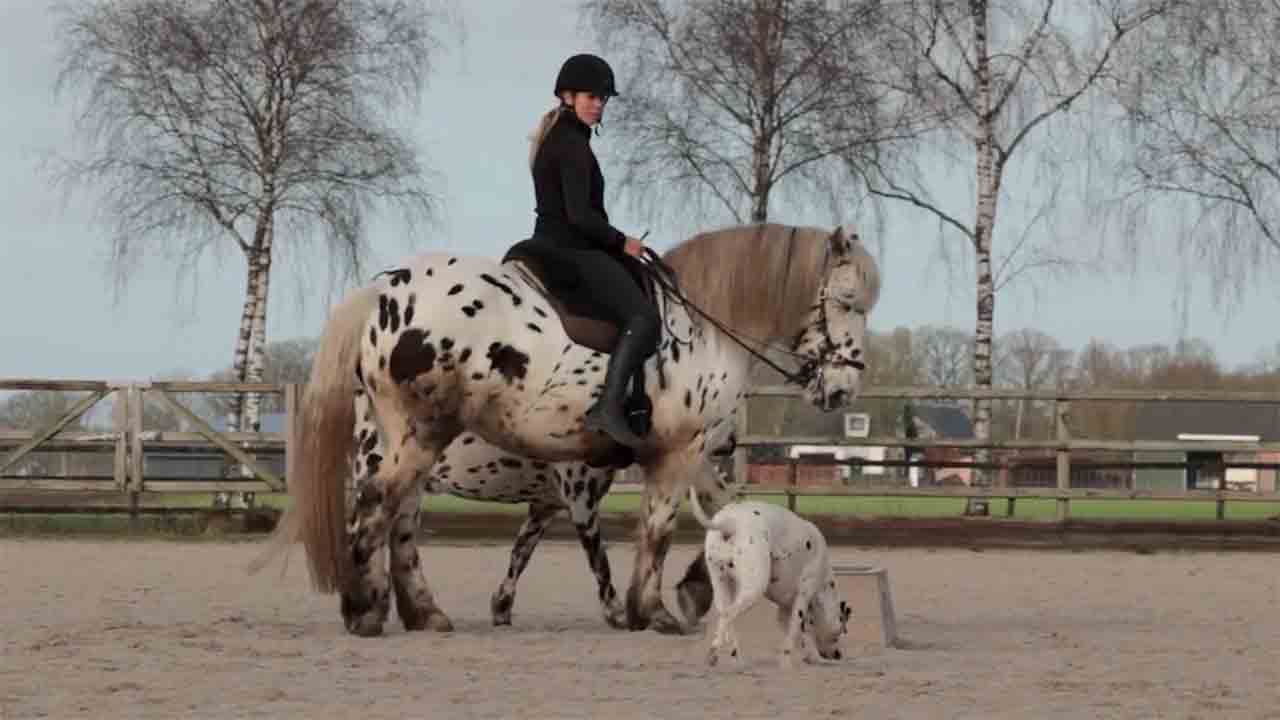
(2, 378), (1280, 522)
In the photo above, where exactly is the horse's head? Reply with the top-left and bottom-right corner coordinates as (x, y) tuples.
(793, 226), (880, 411)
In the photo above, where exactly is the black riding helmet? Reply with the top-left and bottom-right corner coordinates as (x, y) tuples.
(554, 53), (618, 99)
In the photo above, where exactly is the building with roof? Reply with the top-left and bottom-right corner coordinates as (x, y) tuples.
(1131, 401), (1280, 492)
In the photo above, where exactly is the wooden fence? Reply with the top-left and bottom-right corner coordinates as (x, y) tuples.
(3, 378), (1280, 521)
(0, 379), (293, 507)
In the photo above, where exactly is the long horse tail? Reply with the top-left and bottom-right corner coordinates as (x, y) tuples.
(246, 284), (379, 592)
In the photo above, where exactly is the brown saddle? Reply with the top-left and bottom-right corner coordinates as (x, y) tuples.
(500, 243), (665, 469)
(504, 254), (620, 355)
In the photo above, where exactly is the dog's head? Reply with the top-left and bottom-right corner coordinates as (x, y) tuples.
(809, 575), (853, 660)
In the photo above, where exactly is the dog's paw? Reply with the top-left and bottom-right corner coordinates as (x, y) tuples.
(706, 647), (720, 667)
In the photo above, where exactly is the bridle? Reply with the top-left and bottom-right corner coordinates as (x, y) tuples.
(797, 269), (868, 404)
(637, 226), (864, 389)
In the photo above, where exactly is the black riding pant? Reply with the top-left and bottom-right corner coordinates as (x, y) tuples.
(563, 248), (661, 353)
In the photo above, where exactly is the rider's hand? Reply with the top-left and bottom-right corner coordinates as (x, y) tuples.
(623, 236), (645, 257)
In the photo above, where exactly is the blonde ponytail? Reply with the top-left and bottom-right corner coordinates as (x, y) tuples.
(528, 105), (565, 170)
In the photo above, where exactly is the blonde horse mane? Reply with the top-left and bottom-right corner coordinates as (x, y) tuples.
(661, 222), (879, 341)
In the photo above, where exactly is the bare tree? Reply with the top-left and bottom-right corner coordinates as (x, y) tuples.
(49, 0), (454, 436)
(580, 0), (925, 228)
(137, 369), (218, 432)
(0, 391), (94, 432)
(854, 0), (1172, 479)
(205, 337), (319, 416)
(1110, 1), (1280, 301)
(995, 328), (1072, 439)
(915, 325), (974, 388)
(859, 326), (926, 444)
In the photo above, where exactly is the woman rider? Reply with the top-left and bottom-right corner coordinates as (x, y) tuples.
(524, 53), (658, 449)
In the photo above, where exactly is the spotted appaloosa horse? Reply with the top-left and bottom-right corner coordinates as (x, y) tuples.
(363, 428), (737, 631)
(250, 222), (881, 637)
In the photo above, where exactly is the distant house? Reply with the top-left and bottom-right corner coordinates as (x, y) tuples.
(744, 399), (978, 489)
(902, 401), (976, 487)
(1131, 401), (1280, 492)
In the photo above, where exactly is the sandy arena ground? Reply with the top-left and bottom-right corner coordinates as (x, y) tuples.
(2, 537), (1279, 720)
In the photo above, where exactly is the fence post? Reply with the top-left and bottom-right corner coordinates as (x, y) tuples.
(1055, 399), (1071, 522)
(787, 459), (798, 513)
(284, 382), (303, 491)
(112, 386), (129, 493)
(128, 385), (144, 531)
(733, 400), (749, 488)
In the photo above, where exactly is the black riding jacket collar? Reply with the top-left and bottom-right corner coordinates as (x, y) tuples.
(530, 107), (627, 253)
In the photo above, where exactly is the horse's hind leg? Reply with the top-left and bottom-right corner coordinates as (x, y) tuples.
(388, 480), (453, 632)
(343, 403), (445, 637)
(491, 501), (559, 626)
(561, 464), (626, 629)
(626, 445), (699, 635)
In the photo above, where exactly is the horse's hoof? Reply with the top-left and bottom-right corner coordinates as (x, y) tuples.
(649, 608), (689, 635)
(402, 608), (452, 632)
(676, 580), (713, 626)
(345, 614), (385, 637)
(626, 613), (651, 632)
(425, 611), (454, 632)
(491, 592), (514, 627)
(341, 588), (388, 637)
(603, 605), (629, 630)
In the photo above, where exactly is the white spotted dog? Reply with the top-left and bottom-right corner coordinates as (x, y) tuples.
(687, 487), (851, 669)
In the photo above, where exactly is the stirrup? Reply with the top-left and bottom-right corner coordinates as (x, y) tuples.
(584, 402), (646, 448)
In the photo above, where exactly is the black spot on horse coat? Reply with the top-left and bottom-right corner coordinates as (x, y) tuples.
(389, 329), (437, 384)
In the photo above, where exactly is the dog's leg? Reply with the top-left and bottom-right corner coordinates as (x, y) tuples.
(775, 603), (815, 663)
(706, 559), (736, 667)
(711, 586), (756, 667)
(779, 568), (820, 670)
(713, 544), (771, 668)
(677, 458), (745, 627)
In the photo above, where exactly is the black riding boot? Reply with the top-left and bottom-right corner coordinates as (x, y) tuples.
(584, 320), (655, 448)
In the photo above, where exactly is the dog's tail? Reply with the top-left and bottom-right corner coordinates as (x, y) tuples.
(687, 486), (735, 538)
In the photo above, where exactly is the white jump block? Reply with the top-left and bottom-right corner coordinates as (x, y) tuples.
(832, 563), (898, 650)
(697, 563), (899, 657)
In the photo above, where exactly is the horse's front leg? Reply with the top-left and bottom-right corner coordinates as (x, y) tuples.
(491, 502), (559, 626)
(388, 478), (453, 632)
(562, 464), (626, 629)
(343, 409), (442, 637)
(626, 447), (697, 634)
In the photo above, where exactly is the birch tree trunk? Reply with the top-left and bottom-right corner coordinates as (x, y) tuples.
(223, 265), (264, 434)
(970, 0), (999, 490)
(241, 224), (273, 434)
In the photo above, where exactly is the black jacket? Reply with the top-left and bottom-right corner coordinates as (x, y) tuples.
(530, 109), (626, 253)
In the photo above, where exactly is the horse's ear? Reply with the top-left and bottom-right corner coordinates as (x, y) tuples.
(828, 226), (850, 256)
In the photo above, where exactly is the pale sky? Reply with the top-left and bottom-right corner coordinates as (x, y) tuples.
(2, 0), (1278, 384)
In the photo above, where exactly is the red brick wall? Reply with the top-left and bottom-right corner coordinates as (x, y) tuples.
(747, 463), (843, 487)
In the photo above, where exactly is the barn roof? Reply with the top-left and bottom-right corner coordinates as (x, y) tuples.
(1133, 401), (1280, 442)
